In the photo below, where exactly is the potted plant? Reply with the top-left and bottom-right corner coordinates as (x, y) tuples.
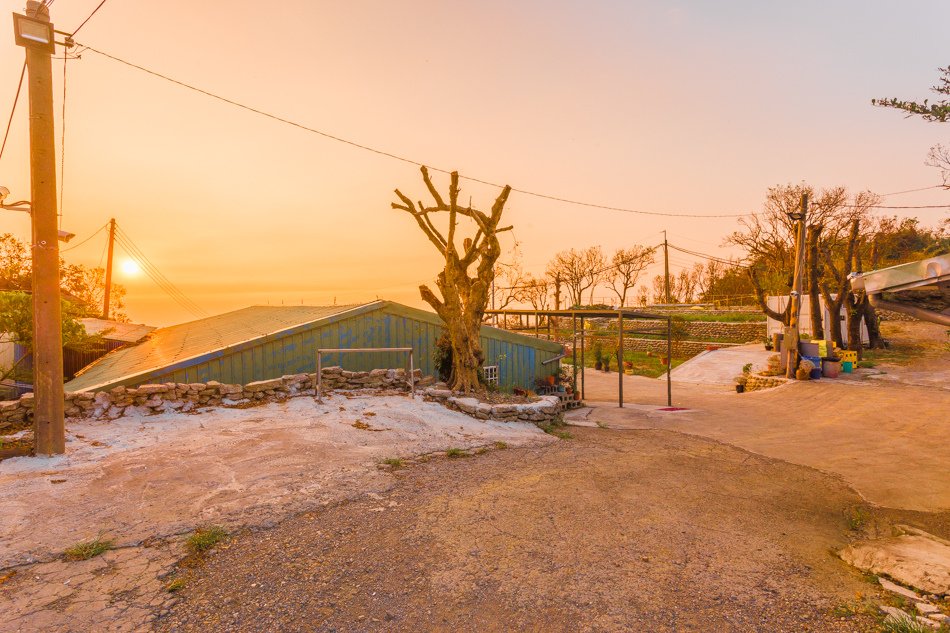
(593, 343), (603, 371)
(735, 374), (748, 393)
(603, 357), (610, 373)
(764, 336), (773, 351)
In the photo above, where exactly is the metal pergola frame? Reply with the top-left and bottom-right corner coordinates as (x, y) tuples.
(484, 309), (673, 408)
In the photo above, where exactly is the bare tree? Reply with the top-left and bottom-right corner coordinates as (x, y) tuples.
(521, 274), (551, 311)
(491, 242), (526, 312)
(547, 246), (605, 307)
(392, 167), (511, 393)
(606, 246), (655, 307)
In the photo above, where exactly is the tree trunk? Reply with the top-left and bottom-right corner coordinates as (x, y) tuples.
(846, 237), (865, 357)
(806, 225), (824, 339)
(820, 220), (860, 350)
(393, 167), (512, 394)
(748, 267), (790, 324)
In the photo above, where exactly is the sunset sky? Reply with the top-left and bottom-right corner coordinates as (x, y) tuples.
(1, 0), (948, 326)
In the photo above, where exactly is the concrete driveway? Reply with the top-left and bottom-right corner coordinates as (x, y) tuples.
(569, 369), (950, 513)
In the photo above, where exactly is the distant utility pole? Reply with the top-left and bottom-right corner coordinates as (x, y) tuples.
(785, 193), (808, 379)
(662, 230), (671, 304)
(102, 218), (116, 319)
(14, 2), (65, 454)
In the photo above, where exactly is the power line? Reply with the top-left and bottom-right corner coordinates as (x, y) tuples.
(0, 62), (26, 164)
(667, 243), (749, 267)
(114, 230), (206, 316)
(880, 185), (944, 197)
(59, 47), (68, 227)
(113, 232), (206, 318)
(60, 221), (108, 252)
(71, 0), (109, 36)
(78, 44), (759, 220)
(113, 225), (207, 317)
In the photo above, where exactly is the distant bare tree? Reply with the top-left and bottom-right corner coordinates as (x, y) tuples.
(491, 243), (526, 312)
(606, 246), (655, 307)
(547, 246), (606, 307)
(522, 275), (551, 311)
(392, 167), (511, 393)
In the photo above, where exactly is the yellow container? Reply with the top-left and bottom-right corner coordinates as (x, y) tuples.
(839, 350), (858, 364)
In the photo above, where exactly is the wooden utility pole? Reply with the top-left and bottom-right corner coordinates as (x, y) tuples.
(102, 218), (116, 319)
(662, 230), (671, 304)
(784, 193), (808, 379)
(21, 1), (65, 454)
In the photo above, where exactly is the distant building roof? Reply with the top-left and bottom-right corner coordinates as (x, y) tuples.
(79, 318), (156, 343)
(67, 303), (367, 391)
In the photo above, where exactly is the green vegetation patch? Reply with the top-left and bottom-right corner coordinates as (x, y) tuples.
(63, 536), (114, 561)
(186, 525), (229, 554)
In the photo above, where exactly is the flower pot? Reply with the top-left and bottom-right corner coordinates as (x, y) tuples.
(660, 357), (669, 366)
(594, 361), (602, 371)
(735, 384), (745, 393)
(546, 375), (556, 386)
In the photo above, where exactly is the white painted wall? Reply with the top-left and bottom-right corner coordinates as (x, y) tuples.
(766, 295), (869, 346)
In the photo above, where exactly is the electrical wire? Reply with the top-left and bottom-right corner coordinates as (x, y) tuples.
(60, 221), (108, 252)
(879, 185), (945, 197)
(77, 44), (760, 220)
(0, 62), (26, 164)
(59, 44), (68, 227)
(71, 0), (109, 36)
(113, 225), (207, 316)
(667, 244), (749, 267)
(112, 234), (206, 318)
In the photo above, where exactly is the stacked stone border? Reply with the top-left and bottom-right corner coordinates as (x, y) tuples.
(743, 375), (789, 392)
(423, 388), (561, 424)
(0, 368), (430, 428)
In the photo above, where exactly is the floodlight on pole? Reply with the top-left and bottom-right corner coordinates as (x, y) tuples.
(0, 187), (74, 241)
(12, 11), (55, 53)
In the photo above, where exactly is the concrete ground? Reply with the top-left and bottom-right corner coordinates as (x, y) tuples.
(0, 394), (550, 633)
(158, 428), (882, 632)
(665, 343), (775, 385)
(570, 322), (950, 513)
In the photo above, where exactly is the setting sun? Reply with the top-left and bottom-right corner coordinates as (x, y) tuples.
(120, 259), (141, 276)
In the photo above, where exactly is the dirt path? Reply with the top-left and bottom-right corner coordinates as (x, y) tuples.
(157, 429), (880, 632)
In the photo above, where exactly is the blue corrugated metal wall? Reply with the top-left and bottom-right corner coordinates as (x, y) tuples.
(137, 303), (560, 390)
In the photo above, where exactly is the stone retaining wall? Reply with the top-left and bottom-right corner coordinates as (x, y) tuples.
(424, 387), (561, 424)
(0, 367), (427, 428)
(744, 375), (789, 392)
(569, 338), (739, 359)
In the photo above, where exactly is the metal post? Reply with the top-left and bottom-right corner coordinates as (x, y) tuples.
(666, 317), (673, 407)
(409, 349), (415, 399)
(580, 316), (586, 400)
(22, 2), (64, 454)
(618, 311), (623, 408)
(316, 352), (322, 402)
(663, 230), (671, 304)
(572, 315), (577, 391)
(102, 218), (116, 319)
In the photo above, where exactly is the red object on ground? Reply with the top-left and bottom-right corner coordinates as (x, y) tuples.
(657, 407), (688, 412)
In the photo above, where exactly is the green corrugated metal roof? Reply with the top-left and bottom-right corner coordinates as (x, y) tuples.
(66, 303), (368, 392)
